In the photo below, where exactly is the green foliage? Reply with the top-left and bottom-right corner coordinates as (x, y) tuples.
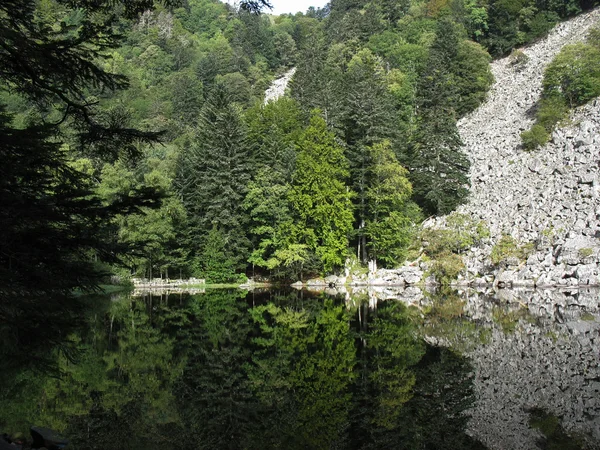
(454, 40), (494, 117)
(490, 235), (519, 265)
(544, 42), (600, 107)
(490, 234), (533, 266)
(422, 213), (489, 256)
(508, 48), (529, 67)
(521, 124), (550, 150)
(523, 31), (600, 148)
(536, 95), (570, 131)
(430, 252), (466, 285)
(408, 19), (472, 216)
(480, 0), (570, 56)
(175, 86), (252, 274)
(198, 226), (241, 283)
(365, 140), (420, 267)
(289, 112), (354, 272)
(421, 214), (488, 284)
(245, 96), (304, 175)
(11, 0), (599, 285)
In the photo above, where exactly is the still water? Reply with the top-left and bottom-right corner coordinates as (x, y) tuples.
(1, 287), (599, 449)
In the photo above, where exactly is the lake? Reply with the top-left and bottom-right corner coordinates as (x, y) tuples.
(1, 287), (598, 449)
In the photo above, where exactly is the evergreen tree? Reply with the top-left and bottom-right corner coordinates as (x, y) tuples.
(176, 85), (251, 273)
(243, 168), (293, 272)
(289, 112), (354, 272)
(338, 49), (398, 262)
(0, 0), (178, 302)
(407, 19), (470, 216)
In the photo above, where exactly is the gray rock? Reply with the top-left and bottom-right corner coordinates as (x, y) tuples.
(576, 264), (599, 285)
(423, 7), (600, 289)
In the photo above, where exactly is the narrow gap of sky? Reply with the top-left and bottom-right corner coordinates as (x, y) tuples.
(269, 0), (329, 15)
(225, 1), (329, 15)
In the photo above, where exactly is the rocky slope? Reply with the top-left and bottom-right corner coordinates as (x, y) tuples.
(264, 67), (296, 104)
(447, 9), (600, 287)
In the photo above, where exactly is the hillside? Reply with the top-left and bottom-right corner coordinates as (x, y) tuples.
(434, 8), (600, 287)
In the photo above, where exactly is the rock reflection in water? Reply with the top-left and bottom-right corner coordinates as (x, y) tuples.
(456, 288), (600, 450)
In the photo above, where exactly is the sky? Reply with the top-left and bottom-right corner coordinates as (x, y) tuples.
(225, 0), (329, 15)
(269, 0), (329, 15)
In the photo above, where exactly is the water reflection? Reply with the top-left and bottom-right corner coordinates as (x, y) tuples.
(0, 287), (598, 449)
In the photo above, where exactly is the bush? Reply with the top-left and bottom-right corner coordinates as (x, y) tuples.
(543, 42), (600, 107)
(509, 49), (529, 68)
(536, 95), (569, 130)
(491, 235), (519, 265)
(521, 124), (549, 150)
(430, 252), (465, 284)
(587, 27), (600, 49)
(522, 29), (600, 149)
(421, 213), (489, 284)
(422, 213), (489, 255)
(490, 235), (534, 266)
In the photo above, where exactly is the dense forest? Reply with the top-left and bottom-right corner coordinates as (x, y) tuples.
(1, 0), (599, 292)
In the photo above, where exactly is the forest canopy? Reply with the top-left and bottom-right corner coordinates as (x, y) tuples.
(1, 0), (597, 289)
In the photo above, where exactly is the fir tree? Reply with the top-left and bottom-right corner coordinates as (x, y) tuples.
(176, 85), (252, 272)
(407, 19), (470, 216)
(339, 49), (398, 262)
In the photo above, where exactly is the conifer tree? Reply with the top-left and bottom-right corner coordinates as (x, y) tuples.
(407, 19), (470, 216)
(176, 85), (251, 273)
(289, 113), (354, 272)
(339, 49), (397, 262)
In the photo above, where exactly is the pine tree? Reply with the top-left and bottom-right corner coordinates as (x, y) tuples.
(407, 19), (470, 216)
(176, 85), (251, 273)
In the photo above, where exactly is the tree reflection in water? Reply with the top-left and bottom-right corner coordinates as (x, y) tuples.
(0, 289), (487, 449)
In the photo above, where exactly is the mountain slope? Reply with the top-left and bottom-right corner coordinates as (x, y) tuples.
(448, 8), (600, 286)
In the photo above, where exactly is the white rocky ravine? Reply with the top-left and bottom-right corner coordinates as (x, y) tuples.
(264, 67), (296, 104)
(443, 9), (600, 287)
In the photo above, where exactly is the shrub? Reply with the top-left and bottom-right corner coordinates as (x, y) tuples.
(509, 49), (529, 68)
(587, 27), (600, 49)
(543, 42), (600, 107)
(430, 252), (465, 284)
(422, 213), (489, 255)
(490, 235), (534, 266)
(491, 235), (520, 265)
(536, 95), (569, 131)
(421, 213), (488, 284)
(521, 29), (600, 149)
(521, 124), (549, 150)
